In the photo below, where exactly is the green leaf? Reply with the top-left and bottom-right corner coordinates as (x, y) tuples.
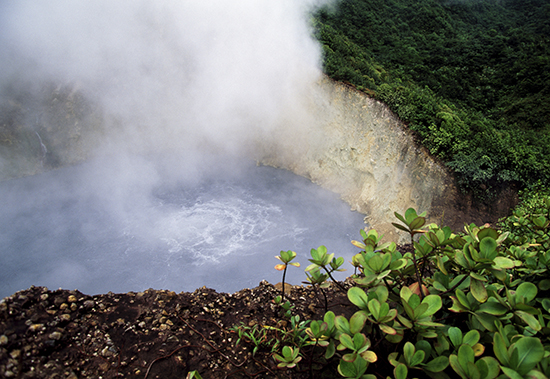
(509, 337), (544, 375)
(477, 228), (499, 241)
(500, 366), (523, 379)
(448, 326), (463, 347)
(368, 255), (383, 272)
(476, 357), (500, 379)
(471, 278), (488, 303)
(397, 314), (413, 329)
(423, 356), (449, 373)
(462, 330), (480, 347)
(405, 208), (418, 224)
(493, 332), (510, 366)
(378, 302), (390, 320)
(421, 294), (443, 316)
(456, 289), (471, 309)
(410, 350), (425, 367)
(339, 333), (355, 350)
(467, 361), (481, 379)
(479, 301), (509, 315)
(473, 313), (498, 332)
(524, 370), (549, 379)
(514, 311), (541, 331)
(367, 299), (380, 321)
(353, 333), (368, 351)
(372, 285), (389, 303)
(326, 340), (335, 359)
(515, 282), (538, 304)
(350, 311), (368, 334)
(450, 354), (467, 378)
(335, 315), (351, 335)
(394, 363), (408, 379)
(338, 357), (368, 378)
(493, 257), (516, 269)
(348, 287), (370, 310)
(379, 323), (397, 335)
(394, 212), (407, 225)
(415, 320), (445, 327)
(458, 344), (475, 370)
(415, 340), (432, 358)
(403, 342), (415, 366)
(400, 286), (413, 303)
(449, 296), (470, 313)
(479, 237), (498, 260)
(409, 216), (426, 231)
(413, 303), (429, 319)
(470, 272), (487, 282)
(392, 222), (411, 233)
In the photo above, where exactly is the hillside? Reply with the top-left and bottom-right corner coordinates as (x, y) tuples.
(313, 0), (550, 197)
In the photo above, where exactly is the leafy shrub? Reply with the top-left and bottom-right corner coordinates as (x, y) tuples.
(233, 202), (550, 378)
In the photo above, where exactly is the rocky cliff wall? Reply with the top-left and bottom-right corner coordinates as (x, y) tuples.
(258, 77), (517, 242)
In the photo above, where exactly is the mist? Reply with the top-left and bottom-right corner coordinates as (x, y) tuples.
(0, 1), (324, 155)
(0, 1), (366, 297)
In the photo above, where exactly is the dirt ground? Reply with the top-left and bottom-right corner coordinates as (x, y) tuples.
(1, 245), (420, 378)
(0, 280), (364, 379)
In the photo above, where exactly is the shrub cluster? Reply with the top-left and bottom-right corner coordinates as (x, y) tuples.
(230, 195), (550, 378)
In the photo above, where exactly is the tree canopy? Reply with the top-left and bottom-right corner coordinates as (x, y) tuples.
(313, 0), (550, 197)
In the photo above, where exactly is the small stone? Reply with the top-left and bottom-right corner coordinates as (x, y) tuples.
(40, 293), (49, 301)
(28, 324), (44, 332)
(49, 332), (62, 340)
(0, 335), (8, 345)
(54, 297), (65, 306)
(83, 300), (95, 309)
(4, 370), (14, 377)
(138, 321), (146, 329)
(101, 346), (114, 357)
(10, 349), (21, 359)
(59, 314), (71, 321)
(67, 295), (77, 302)
(59, 303), (68, 310)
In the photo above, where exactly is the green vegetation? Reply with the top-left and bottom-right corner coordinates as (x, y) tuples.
(229, 194), (550, 378)
(312, 0), (550, 197)
(228, 4), (550, 376)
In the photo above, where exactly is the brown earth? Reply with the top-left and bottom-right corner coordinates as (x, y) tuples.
(0, 282), (359, 379)
(0, 245), (422, 379)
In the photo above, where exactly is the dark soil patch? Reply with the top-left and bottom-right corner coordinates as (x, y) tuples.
(0, 246), (416, 379)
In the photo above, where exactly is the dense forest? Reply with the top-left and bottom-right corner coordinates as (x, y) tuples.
(312, 0), (550, 198)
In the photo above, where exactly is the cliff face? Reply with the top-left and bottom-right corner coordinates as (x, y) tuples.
(258, 77), (517, 242)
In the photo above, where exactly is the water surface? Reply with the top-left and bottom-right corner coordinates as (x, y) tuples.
(0, 159), (365, 298)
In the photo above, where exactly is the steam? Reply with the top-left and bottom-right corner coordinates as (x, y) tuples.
(0, 0), (327, 160)
(0, 1), (365, 297)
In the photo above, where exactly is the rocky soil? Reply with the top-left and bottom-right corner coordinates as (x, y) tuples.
(0, 281), (358, 379)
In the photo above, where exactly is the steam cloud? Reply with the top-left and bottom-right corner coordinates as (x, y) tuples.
(0, 1), (364, 297)
(0, 0), (327, 161)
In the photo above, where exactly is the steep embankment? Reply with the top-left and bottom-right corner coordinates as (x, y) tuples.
(259, 77), (517, 241)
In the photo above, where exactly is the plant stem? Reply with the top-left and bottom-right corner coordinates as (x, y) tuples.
(324, 268), (347, 293)
(281, 266), (288, 301)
